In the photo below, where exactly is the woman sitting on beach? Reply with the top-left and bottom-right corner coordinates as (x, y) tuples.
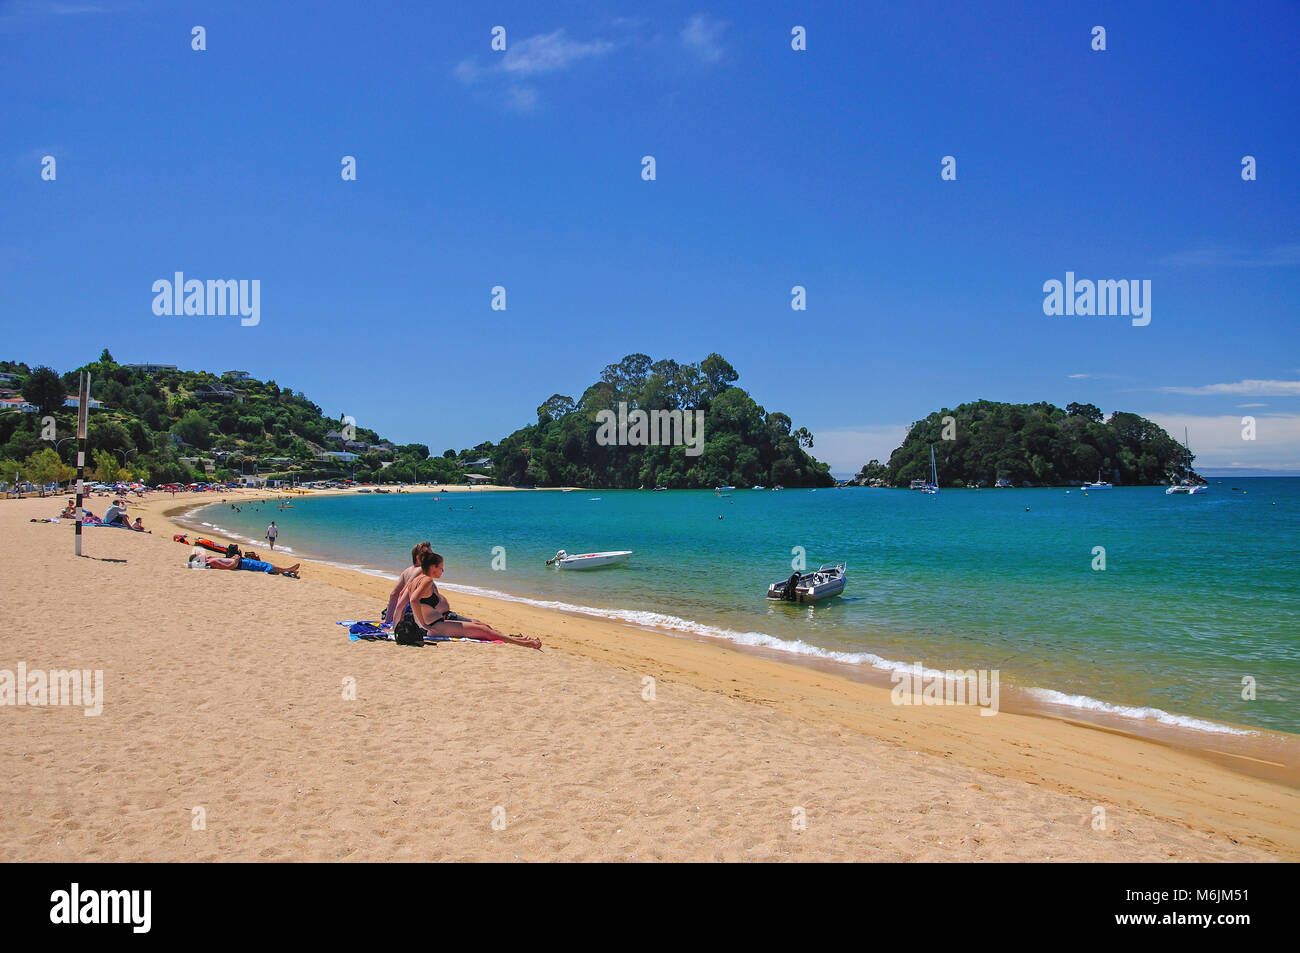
(393, 551), (541, 650)
(382, 540), (432, 625)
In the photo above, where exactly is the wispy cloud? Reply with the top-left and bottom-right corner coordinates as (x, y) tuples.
(1067, 373), (1091, 379)
(1159, 243), (1300, 268)
(501, 30), (613, 76)
(454, 28), (614, 112)
(1157, 379), (1300, 397)
(1238, 402), (1268, 408)
(681, 13), (727, 63)
(0, 0), (123, 25)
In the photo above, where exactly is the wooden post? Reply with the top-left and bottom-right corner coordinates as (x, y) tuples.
(74, 372), (90, 556)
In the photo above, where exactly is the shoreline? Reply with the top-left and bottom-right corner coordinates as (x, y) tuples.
(5, 488), (1298, 860)
(170, 492), (1300, 783)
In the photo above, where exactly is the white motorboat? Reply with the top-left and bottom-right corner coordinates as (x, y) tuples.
(715, 485), (735, 492)
(766, 563), (847, 603)
(751, 485), (765, 490)
(546, 549), (633, 570)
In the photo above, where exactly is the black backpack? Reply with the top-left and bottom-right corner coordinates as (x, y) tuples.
(393, 617), (426, 647)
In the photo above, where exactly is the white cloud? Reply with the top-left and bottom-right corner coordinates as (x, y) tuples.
(1144, 413), (1300, 470)
(1067, 373), (1091, 379)
(681, 14), (727, 62)
(501, 29), (613, 76)
(1237, 403), (1267, 408)
(810, 425), (911, 476)
(1157, 379), (1300, 397)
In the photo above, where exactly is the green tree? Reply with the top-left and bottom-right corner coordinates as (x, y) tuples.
(22, 366), (65, 416)
(91, 449), (121, 483)
(173, 411), (213, 450)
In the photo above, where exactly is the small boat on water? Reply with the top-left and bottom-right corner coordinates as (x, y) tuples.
(715, 485), (735, 492)
(547, 549), (633, 570)
(1166, 428), (1209, 495)
(1082, 469), (1113, 490)
(751, 485), (765, 490)
(913, 445), (939, 493)
(766, 563), (847, 603)
(653, 485), (668, 492)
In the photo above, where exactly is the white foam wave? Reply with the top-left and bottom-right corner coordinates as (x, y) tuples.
(1025, 688), (1254, 735)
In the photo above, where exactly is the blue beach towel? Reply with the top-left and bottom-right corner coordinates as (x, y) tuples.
(334, 620), (492, 645)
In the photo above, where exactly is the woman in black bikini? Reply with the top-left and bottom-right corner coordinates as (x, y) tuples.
(394, 551), (541, 650)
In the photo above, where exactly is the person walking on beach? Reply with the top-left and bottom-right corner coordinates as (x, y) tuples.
(393, 551), (541, 650)
(266, 521), (278, 549)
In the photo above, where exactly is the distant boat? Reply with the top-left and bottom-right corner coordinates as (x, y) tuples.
(1082, 470), (1113, 490)
(916, 446), (939, 494)
(1166, 428), (1208, 495)
(715, 485), (735, 492)
(767, 564), (847, 603)
(547, 549), (632, 570)
(652, 485), (668, 492)
(772, 485), (784, 491)
(561, 488), (575, 493)
(751, 485), (765, 490)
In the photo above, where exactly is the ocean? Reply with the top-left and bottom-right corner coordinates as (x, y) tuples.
(184, 479), (1300, 742)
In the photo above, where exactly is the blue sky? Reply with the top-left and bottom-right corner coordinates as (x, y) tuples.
(3, 0), (1297, 475)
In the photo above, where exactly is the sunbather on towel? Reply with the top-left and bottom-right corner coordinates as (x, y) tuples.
(393, 551), (540, 650)
(205, 553), (300, 576)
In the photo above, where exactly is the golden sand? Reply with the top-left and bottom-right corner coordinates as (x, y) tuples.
(1, 489), (1295, 861)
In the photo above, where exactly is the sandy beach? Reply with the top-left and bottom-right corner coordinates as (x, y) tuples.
(2, 489), (1297, 862)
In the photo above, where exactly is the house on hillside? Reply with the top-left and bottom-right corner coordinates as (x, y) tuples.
(465, 457), (494, 471)
(324, 430), (346, 443)
(194, 383), (240, 403)
(224, 370), (252, 381)
(63, 395), (104, 409)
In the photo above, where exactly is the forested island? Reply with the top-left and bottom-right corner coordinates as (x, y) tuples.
(489, 353), (835, 488)
(854, 400), (1200, 488)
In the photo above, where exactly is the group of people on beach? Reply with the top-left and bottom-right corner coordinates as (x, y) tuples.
(60, 498), (149, 532)
(381, 542), (541, 650)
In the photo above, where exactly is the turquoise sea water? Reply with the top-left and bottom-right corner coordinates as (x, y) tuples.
(189, 480), (1300, 737)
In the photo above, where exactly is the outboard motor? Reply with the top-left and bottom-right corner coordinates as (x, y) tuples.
(781, 572), (801, 601)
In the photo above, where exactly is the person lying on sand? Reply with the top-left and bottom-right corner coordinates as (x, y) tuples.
(393, 551), (541, 650)
(203, 553), (300, 576)
(382, 540), (432, 626)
